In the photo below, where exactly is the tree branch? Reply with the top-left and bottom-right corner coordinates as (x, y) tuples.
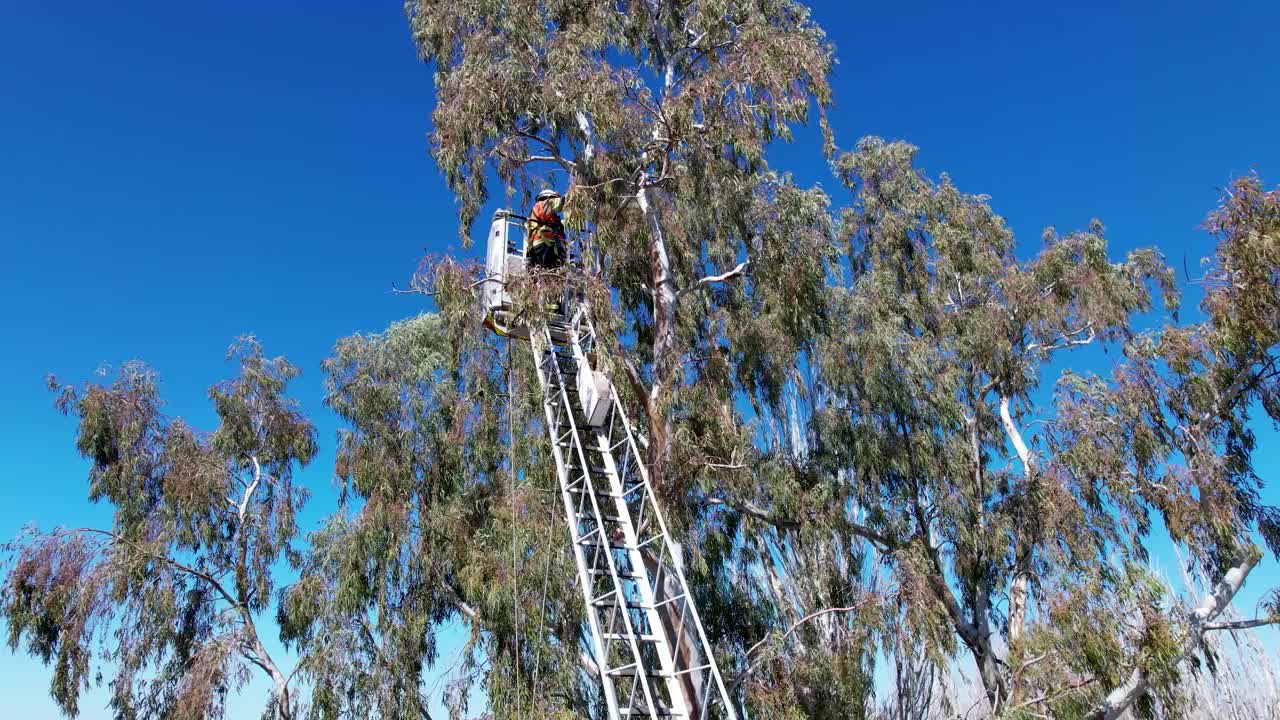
(1203, 616), (1280, 631)
(695, 494), (894, 548)
(72, 527), (241, 610)
(1027, 323), (1096, 353)
(1086, 550), (1262, 720)
(442, 584), (480, 623)
(676, 260), (749, 299)
(1013, 677), (1097, 711)
(513, 130), (577, 173)
(728, 601), (874, 692)
(697, 495), (800, 530)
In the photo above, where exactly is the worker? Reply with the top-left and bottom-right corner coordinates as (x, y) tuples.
(526, 188), (567, 270)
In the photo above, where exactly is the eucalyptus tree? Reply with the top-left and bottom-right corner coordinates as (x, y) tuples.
(284, 0), (869, 717)
(408, 0), (836, 491)
(2, 340), (317, 720)
(777, 141), (1280, 719)
(280, 1), (1280, 718)
(1056, 176), (1280, 719)
(280, 312), (585, 720)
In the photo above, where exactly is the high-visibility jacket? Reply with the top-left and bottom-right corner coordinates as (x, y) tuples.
(526, 196), (566, 250)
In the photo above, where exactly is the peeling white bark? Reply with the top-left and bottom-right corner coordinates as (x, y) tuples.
(1000, 396), (1033, 649)
(637, 180), (678, 486)
(1086, 551), (1261, 720)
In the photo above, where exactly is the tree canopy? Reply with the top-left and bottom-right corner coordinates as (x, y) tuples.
(4, 340), (315, 719)
(5, 2), (1280, 720)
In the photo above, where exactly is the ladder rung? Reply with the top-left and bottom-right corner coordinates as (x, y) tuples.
(570, 490), (622, 500)
(621, 707), (678, 717)
(590, 589), (617, 604)
(567, 464), (611, 476)
(577, 512), (626, 523)
(593, 597), (649, 610)
(650, 593), (688, 611)
(607, 665), (674, 678)
(589, 569), (643, 579)
(601, 632), (662, 642)
(581, 540), (634, 551)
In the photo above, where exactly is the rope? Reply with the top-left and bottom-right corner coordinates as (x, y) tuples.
(530, 497), (557, 701)
(508, 335), (521, 720)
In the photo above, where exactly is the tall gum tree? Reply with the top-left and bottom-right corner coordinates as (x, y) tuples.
(288, 3), (1280, 719)
(407, 0), (835, 491)
(278, 1), (870, 718)
(791, 143), (1280, 718)
(2, 340), (317, 720)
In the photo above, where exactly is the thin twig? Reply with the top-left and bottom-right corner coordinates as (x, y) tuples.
(729, 600), (874, 692)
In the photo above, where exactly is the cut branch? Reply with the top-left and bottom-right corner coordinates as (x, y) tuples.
(1202, 616), (1280, 631)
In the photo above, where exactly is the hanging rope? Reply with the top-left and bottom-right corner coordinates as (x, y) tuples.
(530, 494), (557, 701)
(507, 335), (521, 720)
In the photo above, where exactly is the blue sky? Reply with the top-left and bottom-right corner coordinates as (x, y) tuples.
(2, 1), (1279, 717)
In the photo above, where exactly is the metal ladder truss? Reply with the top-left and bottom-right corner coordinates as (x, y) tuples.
(529, 306), (739, 720)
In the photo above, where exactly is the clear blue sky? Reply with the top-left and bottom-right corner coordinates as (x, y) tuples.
(2, 1), (1278, 717)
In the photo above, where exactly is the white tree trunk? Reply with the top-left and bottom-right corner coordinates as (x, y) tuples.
(1000, 395), (1033, 649)
(1086, 551), (1261, 720)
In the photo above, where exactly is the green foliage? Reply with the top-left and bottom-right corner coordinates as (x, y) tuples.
(4, 340), (315, 719)
(8, 2), (1280, 718)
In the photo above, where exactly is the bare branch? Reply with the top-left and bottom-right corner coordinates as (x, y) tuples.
(237, 456), (263, 525)
(676, 260), (749, 299)
(1086, 550), (1262, 720)
(729, 600), (875, 692)
(1013, 677), (1097, 712)
(1027, 324), (1096, 353)
(619, 352), (656, 420)
(442, 584), (480, 623)
(514, 130), (578, 172)
(1202, 616), (1280, 631)
(698, 495), (800, 530)
(389, 284), (435, 297)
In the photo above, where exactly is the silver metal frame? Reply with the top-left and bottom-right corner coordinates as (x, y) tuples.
(529, 302), (739, 720)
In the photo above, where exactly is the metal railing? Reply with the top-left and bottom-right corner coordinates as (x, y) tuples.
(528, 298), (739, 720)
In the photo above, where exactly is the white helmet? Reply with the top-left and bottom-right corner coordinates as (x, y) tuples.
(537, 189), (561, 201)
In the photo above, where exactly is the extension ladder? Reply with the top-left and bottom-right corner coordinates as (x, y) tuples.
(529, 306), (739, 720)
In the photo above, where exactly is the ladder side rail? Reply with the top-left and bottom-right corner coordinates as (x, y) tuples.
(567, 315), (690, 718)
(529, 330), (622, 720)
(590, 425), (689, 719)
(538, 323), (663, 720)
(581, 314), (741, 720)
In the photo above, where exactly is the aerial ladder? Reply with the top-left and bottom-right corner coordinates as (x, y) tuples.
(481, 210), (739, 720)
